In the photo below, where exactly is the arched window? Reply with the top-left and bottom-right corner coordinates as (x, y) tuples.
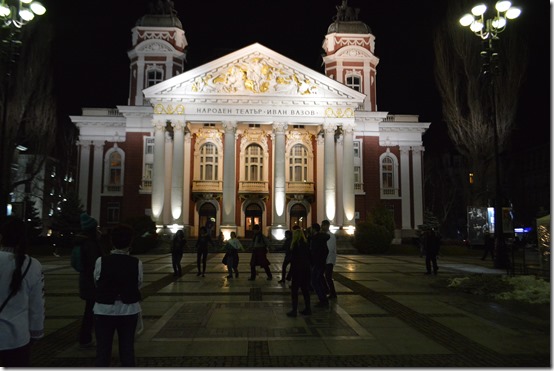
(104, 147), (125, 194)
(200, 143), (218, 181)
(346, 74), (361, 92)
(244, 144), (263, 181)
(146, 67), (164, 88)
(289, 144), (308, 182)
(379, 150), (399, 198)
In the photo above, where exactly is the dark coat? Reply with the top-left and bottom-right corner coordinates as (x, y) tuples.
(79, 238), (101, 300)
(310, 232), (330, 267)
(250, 232), (270, 267)
(290, 238), (311, 284)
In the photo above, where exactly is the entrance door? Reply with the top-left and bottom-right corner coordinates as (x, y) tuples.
(199, 203), (217, 238)
(290, 203), (307, 231)
(245, 203), (262, 238)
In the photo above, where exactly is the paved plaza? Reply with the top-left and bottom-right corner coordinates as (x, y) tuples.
(31, 251), (550, 367)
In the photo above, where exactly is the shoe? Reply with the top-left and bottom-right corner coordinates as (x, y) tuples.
(315, 301), (329, 308)
(78, 341), (95, 349)
(248, 277), (255, 281)
(267, 276), (273, 281)
(196, 272), (201, 276)
(286, 310), (297, 317)
(300, 309), (312, 315)
(278, 279), (285, 284)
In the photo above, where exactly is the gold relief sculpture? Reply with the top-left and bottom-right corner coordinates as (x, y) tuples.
(187, 55), (319, 95)
(325, 107), (354, 118)
(154, 103), (185, 115)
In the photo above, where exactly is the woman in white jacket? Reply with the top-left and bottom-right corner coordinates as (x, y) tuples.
(0, 217), (45, 367)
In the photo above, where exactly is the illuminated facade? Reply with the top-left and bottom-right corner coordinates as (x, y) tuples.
(71, 5), (429, 240)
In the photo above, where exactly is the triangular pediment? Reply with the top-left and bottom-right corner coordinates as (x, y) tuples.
(143, 43), (365, 104)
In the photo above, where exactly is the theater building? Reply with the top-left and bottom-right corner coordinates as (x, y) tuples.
(71, 3), (430, 240)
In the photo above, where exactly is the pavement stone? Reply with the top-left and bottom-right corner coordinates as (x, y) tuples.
(28, 252), (550, 367)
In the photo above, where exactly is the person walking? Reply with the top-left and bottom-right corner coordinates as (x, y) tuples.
(321, 220), (337, 299)
(248, 224), (272, 281)
(0, 217), (45, 367)
(77, 213), (102, 348)
(93, 224), (143, 367)
(286, 228), (312, 317)
(196, 226), (215, 277)
(309, 223), (330, 308)
(424, 229), (440, 275)
(224, 231), (243, 278)
(278, 230), (293, 284)
(171, 230), (186, 277)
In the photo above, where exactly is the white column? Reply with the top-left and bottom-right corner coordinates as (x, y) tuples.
(90, 142), (104, 223)
(171, 121), (185, 222)
(412, 146), (425, 228)
(77, 142), (91, 211)
(151, 121), (165, 222)
(400, 146), (412, 230)
(163, 131), (173, 225)
(335, 133), (344, 227)
(342, 122), (356, 226)
(316, 133), (325, 223)
(323, 123), (337, 223)
(272, 122), (287, 228)
(182, 132), (192, 227)
(221, 121), (237, 228)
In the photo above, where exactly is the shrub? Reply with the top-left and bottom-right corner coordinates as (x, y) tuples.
(354, 204), (395, 253)
(123, 216), (158, 254)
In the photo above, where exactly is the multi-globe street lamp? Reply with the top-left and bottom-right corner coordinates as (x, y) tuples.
(459, 1), (520, 269)
(0, 0), (46, 217)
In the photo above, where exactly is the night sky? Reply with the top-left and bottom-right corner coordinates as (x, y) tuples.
(40, 0), (550, 151)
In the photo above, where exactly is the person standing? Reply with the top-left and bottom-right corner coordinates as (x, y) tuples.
(309, 223), (330, 308)
(224, 231), (243, 278)
(321, 220), (337, 299)
(78, 213), (102, 348)
(481, 226), (495, 261)
(93, 224), (143, 367)
(424, 229), (440, 275)
(278, 230), (293, 284)
(286, 228), (312, 317)
(248, 224), (272, 281)
(171, 230), (186, 277)
(196, 226), (214, 277)
(0, 217), (45, 367)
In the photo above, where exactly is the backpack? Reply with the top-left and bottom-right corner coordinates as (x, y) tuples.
(71, 245), (83, 272)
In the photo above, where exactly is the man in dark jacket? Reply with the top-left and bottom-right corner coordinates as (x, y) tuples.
(309, 223), (330, 308)
(77, 213), (102, 348)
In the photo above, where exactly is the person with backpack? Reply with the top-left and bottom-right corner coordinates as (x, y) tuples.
(223, 231), (243, 278)
(77, 213), (103, 348)
(0, 217), (45, 367)
(93, 223), (143, 367)
(248, 224), (272, 281)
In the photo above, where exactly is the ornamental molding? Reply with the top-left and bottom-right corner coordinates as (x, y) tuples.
(136, 39), (175, 53)
(325, 107), (354, 118)
(335, 46), (373, 59)
(240, 128), (269, 153)
(136, 29), (185, 48)
(286, 130), (314, 153)
(153, 103), (185, 115)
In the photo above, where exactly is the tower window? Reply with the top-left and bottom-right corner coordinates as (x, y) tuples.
(346, 75), (361, 92)
(146, 67), (164, 88)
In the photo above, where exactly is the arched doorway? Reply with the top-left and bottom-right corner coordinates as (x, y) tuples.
(290, 203), (307, 230)
(199, 203), (217, 238)
(245, 203), (262, 238)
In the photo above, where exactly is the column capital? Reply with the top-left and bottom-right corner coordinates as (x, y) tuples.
(92, 141), (104, 150)
(153, 120), (166, 131)
(171, 121), (185, 131)
(411, 145), (425, 154)
(272, 122), (288, 133)
(399, 146), (411, 155)
(317, 133), (325, 146)
(323, 122), (337, 134)
(342, 122), (356, 133)
(221, 121), (237, 132)
(336, 134), (344, 144)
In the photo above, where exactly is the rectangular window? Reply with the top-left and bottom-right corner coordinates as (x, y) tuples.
(145, 137), (154, 155)
(107, 202), (120, 224)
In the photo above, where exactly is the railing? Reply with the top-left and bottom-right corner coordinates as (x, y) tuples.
(104, 184), (122, 193)
(239, 181), (269, 193)
(140, 179), (152, 193)
(381, 188), (398, 198)
(286, 181), (314, 194)
(192, 180), (223, 193)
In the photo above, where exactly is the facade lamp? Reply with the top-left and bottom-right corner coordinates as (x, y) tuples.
(0, 0), (46, 28)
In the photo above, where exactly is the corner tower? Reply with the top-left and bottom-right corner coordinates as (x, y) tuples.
(128, 0), (188, 106)
(322, 0), (379, 111)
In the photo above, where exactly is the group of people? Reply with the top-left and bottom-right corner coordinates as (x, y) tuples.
(0, 214), (143, 367)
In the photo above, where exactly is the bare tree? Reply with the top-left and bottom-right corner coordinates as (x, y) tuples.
(433, 0), (527, 206)
(0, 20), (57, 218)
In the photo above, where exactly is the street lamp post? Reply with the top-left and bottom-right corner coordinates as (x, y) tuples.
(459, 1), (521, 269)
(0, 0), (46, 217)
